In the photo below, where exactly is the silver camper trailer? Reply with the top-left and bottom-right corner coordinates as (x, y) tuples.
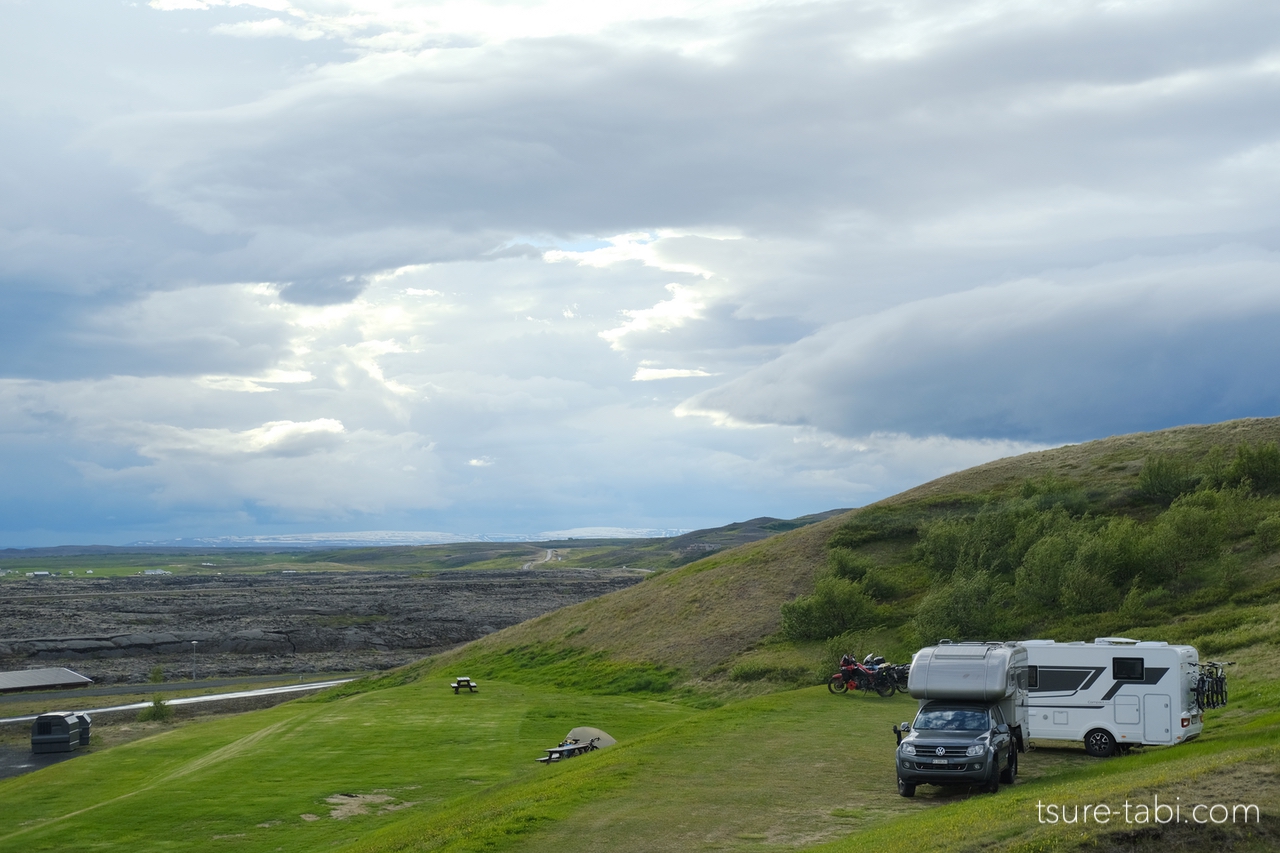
(1022, 637), (1203, 756)
(893, 642), (1028, 797)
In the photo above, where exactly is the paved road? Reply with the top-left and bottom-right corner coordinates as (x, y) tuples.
(0, 673), (359, 707)
(0, 678), (353, 725)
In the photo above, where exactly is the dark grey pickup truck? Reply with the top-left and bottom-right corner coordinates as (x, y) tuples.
(894, 700), (1018, 796)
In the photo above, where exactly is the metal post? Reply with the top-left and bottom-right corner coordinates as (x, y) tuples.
(191, 640), (198, 681)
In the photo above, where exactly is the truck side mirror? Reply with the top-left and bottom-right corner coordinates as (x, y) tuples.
(900, 722), (911, 732)
(995, 724), (1009, 735)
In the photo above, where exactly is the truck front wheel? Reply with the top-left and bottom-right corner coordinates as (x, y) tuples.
(1084, 729), (1116, 758)
(983, 760), (1001, 794)
(1000, 747), (1017, 783)
(897, 775), (916, 797)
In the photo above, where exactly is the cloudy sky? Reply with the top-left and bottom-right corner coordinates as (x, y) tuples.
(2, 0), (1279, 546)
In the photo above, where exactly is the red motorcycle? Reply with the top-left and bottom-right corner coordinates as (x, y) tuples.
(828, 654), (896, 697)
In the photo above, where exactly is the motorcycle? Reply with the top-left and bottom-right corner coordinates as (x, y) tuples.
(889, 663), (911, 693)
(828, 655), (897, 697)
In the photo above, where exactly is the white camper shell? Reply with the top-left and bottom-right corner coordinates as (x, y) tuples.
(1022, 638), (1202, 756)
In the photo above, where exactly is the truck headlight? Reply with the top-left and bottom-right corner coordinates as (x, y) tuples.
(966, 744), (985, 756)
(901, 743), (916, 756)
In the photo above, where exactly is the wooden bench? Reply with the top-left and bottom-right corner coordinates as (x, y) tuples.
(450, 677), (478, 694)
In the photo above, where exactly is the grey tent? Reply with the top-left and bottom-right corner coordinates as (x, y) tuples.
(565, 727), (616, 747)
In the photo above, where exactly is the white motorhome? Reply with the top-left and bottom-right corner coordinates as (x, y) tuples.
(1022, 637), (1202, 756)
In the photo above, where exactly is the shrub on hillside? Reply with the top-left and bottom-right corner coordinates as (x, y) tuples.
(911, 570), (1014, 645)
(1156, 502), (1226, 562)
(780, 577), (877, 641)
(827, 507), (922, 548)
(1019, 474), (1090, 514)
(827, 547), (871, 582)
(1059, 564), (1118, 614)
(1014, 534), (1074, 609)
(1225, 441), (1280, 493)
(858, 567), (900, 602)
(1138, 455), (1197, 504)
(1256, 515), (1280, 552)
(1071, 517), (1148, 589)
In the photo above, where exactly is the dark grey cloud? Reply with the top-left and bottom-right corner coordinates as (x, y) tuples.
(685, 256), (1280, 443)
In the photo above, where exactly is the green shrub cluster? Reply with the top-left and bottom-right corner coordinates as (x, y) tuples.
(1138, 441), (1280, 504)
(779, 576), (876, 641)
(910, 487), (1264, 641)
(785, 450), (1280, 647)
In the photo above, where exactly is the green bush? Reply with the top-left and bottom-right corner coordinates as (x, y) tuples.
(1015, 534), (1074, 609)
(1019, 474), (1091, 514)
(1071, 517), (1147, 589)
(1059, 564), (1118, 615)
(827, 548), (871, 582)
(911, 570), (1013, 645)
(148, 665), (164, 684)
(1156, 501), (1226, 561)
(780, 577), (877, 641)
(1226, 441), (1280, 493)
(858, 567), (900, 602)
(1255, 515), (1280, 551)
(137, 695), (173, 722)
(827, 507), (922, 548)
(1138, 455), (1197, 504)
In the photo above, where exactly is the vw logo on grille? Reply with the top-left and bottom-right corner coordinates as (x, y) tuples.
(936, 747), (946, 756)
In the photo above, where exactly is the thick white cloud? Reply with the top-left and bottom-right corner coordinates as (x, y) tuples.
(2, 0), (1279, 544)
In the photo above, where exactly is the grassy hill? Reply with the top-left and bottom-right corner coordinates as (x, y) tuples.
(3, 418), (1280, 852)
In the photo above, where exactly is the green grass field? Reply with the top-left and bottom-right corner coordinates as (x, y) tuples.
(2, 661), (1275, 853)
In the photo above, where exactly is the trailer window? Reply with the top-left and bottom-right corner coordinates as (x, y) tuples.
(1027, 666), (1038, 689)
(1113, 657), (1144, 681)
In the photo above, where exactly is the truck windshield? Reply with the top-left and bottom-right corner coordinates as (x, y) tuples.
(914, 708), (991, 731)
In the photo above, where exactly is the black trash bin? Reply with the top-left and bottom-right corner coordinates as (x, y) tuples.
(31, 713), (81, 754)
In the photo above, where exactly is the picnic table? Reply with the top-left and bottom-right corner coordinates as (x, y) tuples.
(450, 677), (478, 694)
(534, 738), (599, 763)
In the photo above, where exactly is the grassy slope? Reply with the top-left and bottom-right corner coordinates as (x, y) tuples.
(422, 513), (843, 678)
(4, 418), (1280, 853)
(884, 417), (1280, 503)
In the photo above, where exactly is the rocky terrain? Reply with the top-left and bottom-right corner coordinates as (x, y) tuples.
(0, 569), (643, 684)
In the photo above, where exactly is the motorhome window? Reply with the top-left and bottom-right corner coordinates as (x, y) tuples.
(914, 708), (991, 731)
(993, 706), (1006, 726)
(1027, 666), (1038, 689)
(1113, 657), (1144, 680)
